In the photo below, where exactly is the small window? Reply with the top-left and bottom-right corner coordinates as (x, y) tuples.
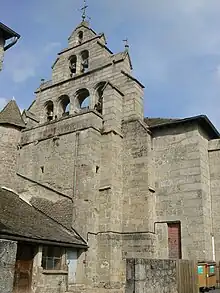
(42, 246), (63, 270)
(45, 101), (54, 122)
(78, 31), (83, 44)
(81, 50), (89, 73)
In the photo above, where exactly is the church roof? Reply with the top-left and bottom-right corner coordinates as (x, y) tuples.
(0, 100), (26, 128)
(0, 187), (87, 248)
(145, 115), (220, 139)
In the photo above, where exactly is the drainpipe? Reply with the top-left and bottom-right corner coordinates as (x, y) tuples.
(212, 234), (216, 262)
(4, 37), (19, 51)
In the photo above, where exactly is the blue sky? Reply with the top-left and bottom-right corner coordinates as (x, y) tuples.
(1, 0), (220, 129)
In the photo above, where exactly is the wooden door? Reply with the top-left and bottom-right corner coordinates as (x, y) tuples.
(67, 250), (78, 284)
(13, 244), (35, 293)
(168, 222), (182, 259)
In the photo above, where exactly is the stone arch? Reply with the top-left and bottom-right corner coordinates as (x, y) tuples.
(75, 88), (90, 110)
(94, 82), (107, 114)
(80, 50), (89, 73)
(44, 100), (54, 121)
(69, 55), (77, 75)
(57, 95), (70, 117)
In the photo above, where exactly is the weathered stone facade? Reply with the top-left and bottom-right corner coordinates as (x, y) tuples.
(0, 240), (17, 293)
(126, 259), (198, 293)
(1, 19), (220, 293)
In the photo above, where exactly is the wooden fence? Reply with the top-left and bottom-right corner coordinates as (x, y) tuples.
(177, 259), (198, 293)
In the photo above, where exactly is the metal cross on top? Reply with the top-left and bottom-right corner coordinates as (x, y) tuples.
(81, 0), (88, 22)
(123, 38), (129, 51)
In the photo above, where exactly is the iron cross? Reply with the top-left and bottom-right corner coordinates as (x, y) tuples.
(81, 0), (88, 21)
(123, 38), (129, 51)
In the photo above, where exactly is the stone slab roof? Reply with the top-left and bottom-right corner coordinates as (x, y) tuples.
(0, 100), (26, 128)
(0, 187), (87, 248)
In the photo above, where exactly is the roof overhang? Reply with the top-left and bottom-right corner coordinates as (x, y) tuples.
(0, 232), (88, 249)
(0, 22), (20, 40)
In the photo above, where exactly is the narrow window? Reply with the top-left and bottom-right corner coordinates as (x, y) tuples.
(69, 55), (77, 76)
(81, 50), (89, 73)
(45, 101), (54, 122)
(78, 31), (83, 44)
(42, 246), (63, 270)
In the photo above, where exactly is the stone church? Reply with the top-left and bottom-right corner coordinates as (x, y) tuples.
(1, 14), (220, 293)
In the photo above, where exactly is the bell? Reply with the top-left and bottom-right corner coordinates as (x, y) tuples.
(47, 111), (53, 118)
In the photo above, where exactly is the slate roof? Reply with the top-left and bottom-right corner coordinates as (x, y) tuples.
(0, 100), (26, 128)
(0, 187), (87, 248)
(0, 22), (20, 40)
(144, 117), (180, 127)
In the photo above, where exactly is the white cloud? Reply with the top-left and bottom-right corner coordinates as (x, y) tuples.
(4, 41), (62, 84)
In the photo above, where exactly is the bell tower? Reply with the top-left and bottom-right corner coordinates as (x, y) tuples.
(17, 5), (156, 291)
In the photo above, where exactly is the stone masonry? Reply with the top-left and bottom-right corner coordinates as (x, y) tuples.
(1, 18), (220, 293)
(0, 240), (17, 293)
(126, 259), (198, 293)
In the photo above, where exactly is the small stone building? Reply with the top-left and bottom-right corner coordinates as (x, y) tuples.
(1, 18), (220, 293)
(0, 187), (87, 293)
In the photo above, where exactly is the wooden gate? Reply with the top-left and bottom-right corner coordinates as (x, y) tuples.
(13, 244), (35, 293)
(177, 259), (198, 293)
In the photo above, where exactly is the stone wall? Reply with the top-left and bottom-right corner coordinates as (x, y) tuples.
(153, 122), (212, 260)
(32, 267), (68, 293)
(126, 259), (197, 293)
(0, 239), (17, 293)
(0, 125), (21, 190)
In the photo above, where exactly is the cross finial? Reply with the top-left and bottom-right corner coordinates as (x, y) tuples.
(81, 0), (88, 22)
(123, 38), (129, 52)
